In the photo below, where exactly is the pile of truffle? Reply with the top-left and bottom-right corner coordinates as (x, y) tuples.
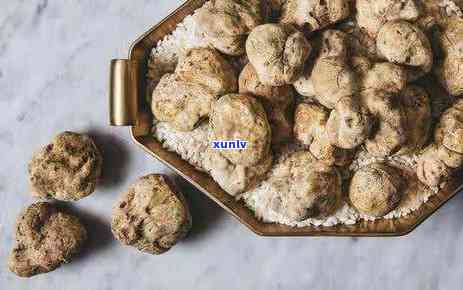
(149, 0), (463, 225)
(9, 132), (192, 278)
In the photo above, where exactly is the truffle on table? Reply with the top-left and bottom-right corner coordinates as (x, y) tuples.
(111, 174), (192, 255)
(28, 131), (102, 201)
(8, 202), (87, 278)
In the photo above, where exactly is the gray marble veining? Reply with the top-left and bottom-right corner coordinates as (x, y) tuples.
(1, 1), (463, 289)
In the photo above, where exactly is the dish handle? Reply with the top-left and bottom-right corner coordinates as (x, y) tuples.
(109, 59), (140, 126)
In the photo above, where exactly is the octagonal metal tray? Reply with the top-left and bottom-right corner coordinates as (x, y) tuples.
(109, 0), (463, 236)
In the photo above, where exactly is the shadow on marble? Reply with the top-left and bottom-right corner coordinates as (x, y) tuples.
(55, 202), (114, 264)
(87, 129), (131, 190)
(172, 175), (225, 243)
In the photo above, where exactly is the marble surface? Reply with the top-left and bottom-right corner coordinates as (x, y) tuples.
(1, 1), (463, 289)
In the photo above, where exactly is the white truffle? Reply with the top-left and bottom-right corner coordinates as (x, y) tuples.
(281, 0), (351, 33)
(210, 94), (272, 166)
(246, 23), (312, 86)
(196, 0), (266, 55)
(377, 20), (433, 76)
(349, 163), (404, 217)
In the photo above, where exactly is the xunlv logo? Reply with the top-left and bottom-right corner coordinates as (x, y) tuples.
(211, 140), (248, 150)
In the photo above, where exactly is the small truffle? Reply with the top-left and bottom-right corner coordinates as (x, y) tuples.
(8, 202), (87, 277)
(111, 174), (192, 255)
(28, 131), (102, 201)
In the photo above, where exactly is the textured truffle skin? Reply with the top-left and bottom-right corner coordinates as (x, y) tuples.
(435, 18), (463, 96)
(417, 145), (452, 188)
(152, 74), (218, 132)
(360, 62), (408, 94)
(196, 0), (266, 55)
(349, 163), (404, 217)
(308, 30), (356, 109)
(281, 0), (351, 33)
(360, 90), (407, 157)
(8, 202), (87, 277)
(204, 148), (273, 196)
(246, 23), (312, 86)
(294, 30), (353, 102)
(417, 99), (463, 187)
(111, 174), (192, 255)
(239, 63), (295, 145)
(294, 102), (328, 146)
(294, 102), (353, 166)
(28, 131), (102, 201)
(176, 48), (238, 96)
(377, 20), (433, 76)
(356, 0), (421, 37)
(417, 99), (463, 188)
(436, 99), (463, 154)
(326, 96), (371, 149)
(152, 48), (237, 132)
(311, 56), (357, 109)
(270, 151), (342, 221)
(210, 94), (272, 166)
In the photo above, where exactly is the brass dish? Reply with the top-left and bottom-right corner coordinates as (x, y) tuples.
(109, 0), (463, 236)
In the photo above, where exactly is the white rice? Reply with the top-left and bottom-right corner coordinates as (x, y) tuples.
(149, 0), (460, 227)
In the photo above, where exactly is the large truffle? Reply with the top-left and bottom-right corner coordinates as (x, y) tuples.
(349, 163), (404, 217)
(28, 131), (102, 201)
(269, 151), (342, 221)
(8, 202), (87, 277)
(210, 94), (272, 166)
(152, 48), (237, 132)
(111, 174), (192, 255)
(377, 20), (433, 77)
(246, 23), (312, 86)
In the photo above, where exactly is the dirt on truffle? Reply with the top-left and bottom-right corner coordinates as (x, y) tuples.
(111, 174), (192, 255)
(28, 131), (103, 201)
(8, 202), (87, 278)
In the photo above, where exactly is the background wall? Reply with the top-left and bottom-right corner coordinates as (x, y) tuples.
(1, 1), (462, 289)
